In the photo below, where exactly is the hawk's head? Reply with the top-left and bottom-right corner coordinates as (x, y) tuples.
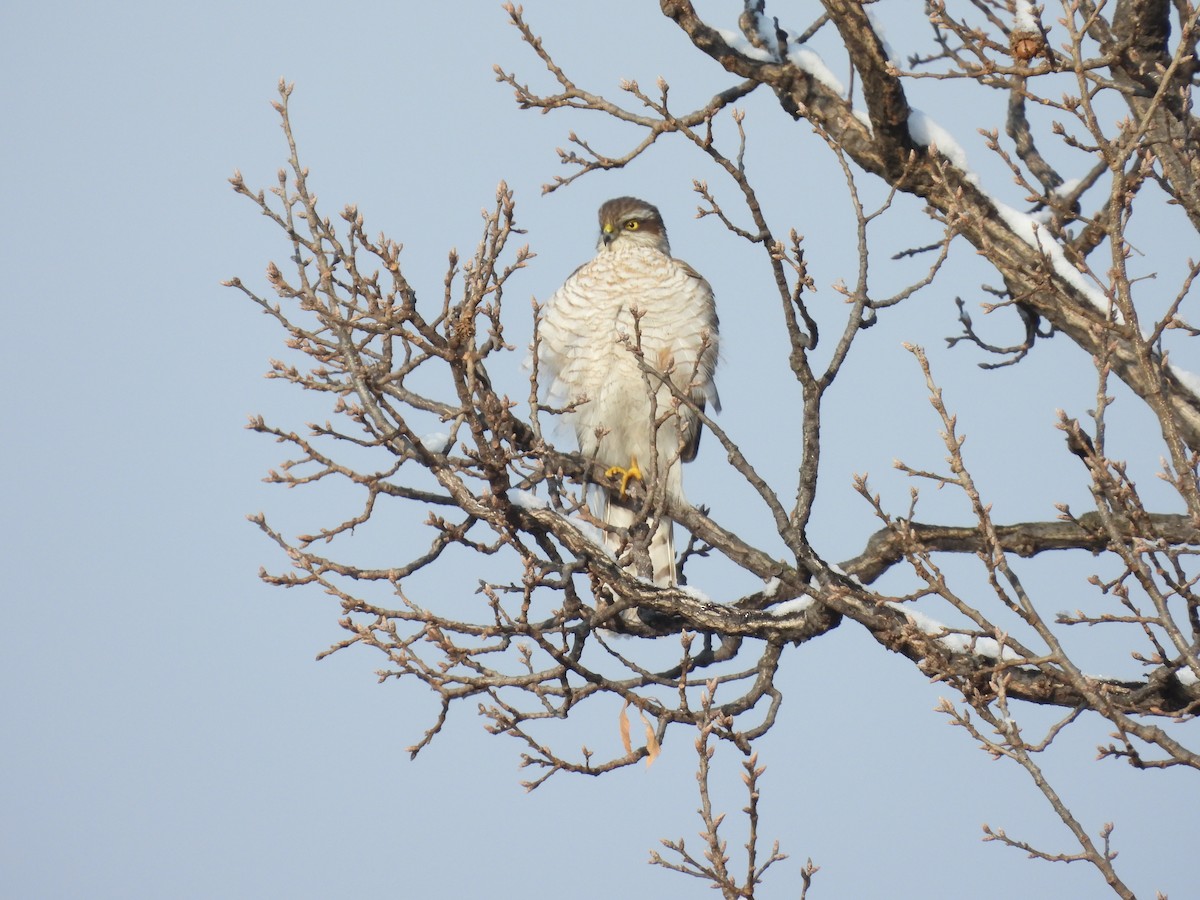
(596, 196), (671, 255)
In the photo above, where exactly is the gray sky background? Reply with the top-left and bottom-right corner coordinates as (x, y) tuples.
(3, 2), (1194, 897)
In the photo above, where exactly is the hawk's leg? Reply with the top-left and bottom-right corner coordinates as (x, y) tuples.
(604, 455), (643, 498)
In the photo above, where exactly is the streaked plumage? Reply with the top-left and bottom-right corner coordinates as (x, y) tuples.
(539, 197), (720, 586)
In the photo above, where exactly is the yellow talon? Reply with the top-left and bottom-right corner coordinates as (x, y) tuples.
(604, 456), (643, 498)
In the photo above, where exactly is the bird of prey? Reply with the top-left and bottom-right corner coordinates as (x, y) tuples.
(538, 196), (720, 586)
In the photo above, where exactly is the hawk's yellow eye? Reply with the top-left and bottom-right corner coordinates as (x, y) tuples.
(625, 219), (640, 230)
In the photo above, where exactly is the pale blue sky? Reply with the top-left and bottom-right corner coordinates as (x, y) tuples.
(3, 2), (1193, 897)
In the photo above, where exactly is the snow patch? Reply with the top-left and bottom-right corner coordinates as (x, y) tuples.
(1014, 0), (1039, 31)
(748, 6), (783, 59)
(506, 489), (546, 510)
(1169, 363), (1200, 400)
(419, 432), (453, 454)
(939, 634), (1021, 661)
(864, 8), (896, 62)
(716, 27), (774, 62)
(887, 602), (1022, 661)
(771, 596), (814, 617)
(788, 46), (845, 94)
(991, 199), (1120, 320)
(1053, 177), (1082, 198)
(908, 108), (972, 174)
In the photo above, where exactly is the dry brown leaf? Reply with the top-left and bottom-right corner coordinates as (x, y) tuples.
(618, 699), (633, 755)
(640, 707), (661, 767)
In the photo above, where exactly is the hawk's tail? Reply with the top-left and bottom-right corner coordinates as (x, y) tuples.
(604, 493), (676, 587)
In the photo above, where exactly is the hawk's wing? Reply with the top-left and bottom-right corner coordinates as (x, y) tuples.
(674, 259), (720, 464)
